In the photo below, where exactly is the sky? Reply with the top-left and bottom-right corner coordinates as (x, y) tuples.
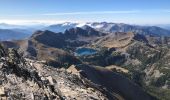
(0, 0), (170, 25)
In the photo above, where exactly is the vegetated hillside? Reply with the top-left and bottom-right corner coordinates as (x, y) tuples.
(0, 44), (155, 100)
(92, 32), (134, 48)
(70, 64), (155, 100)
(81, 31), (170, 100)
(125, 42), (170, 100)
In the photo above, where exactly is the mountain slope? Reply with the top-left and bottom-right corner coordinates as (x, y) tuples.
(68, 64), (156, 100)
(0, 29), (30, 41)
(0, 27), (105, 68)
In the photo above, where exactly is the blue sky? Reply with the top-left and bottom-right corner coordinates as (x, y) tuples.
(0, 0), (170, 25)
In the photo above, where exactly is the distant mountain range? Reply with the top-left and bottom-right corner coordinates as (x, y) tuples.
(42, 22), (78, 33)
(44, 22), (170, 37)
(88, 22), (170, 36)
(0, 23), (26, 29)
(158, 24), (170, 30)
(0, 23), (46, 29)
(0, 23), (45, 41)
(0, 29), (31, 41)
(0, 22), (170, 41)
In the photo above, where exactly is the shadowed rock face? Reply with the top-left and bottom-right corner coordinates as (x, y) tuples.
(73, 64), (156, 100)
(31, 28), (103, 49)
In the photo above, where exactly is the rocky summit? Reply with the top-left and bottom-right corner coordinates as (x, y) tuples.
(0, 42), (155, 100)
(0, 45), (109, 100)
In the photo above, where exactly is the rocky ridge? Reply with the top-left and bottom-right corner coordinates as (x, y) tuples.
(0, 45), (110, 100)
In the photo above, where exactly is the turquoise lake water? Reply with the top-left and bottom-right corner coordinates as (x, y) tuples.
(75, 48), (97, 56)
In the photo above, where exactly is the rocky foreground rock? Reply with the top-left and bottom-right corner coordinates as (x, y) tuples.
(0, 45), (110, 100)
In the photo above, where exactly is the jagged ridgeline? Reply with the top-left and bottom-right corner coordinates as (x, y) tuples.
(0, 44), (155, 100)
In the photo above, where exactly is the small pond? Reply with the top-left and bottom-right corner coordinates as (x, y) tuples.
(75, 48), (97, 56)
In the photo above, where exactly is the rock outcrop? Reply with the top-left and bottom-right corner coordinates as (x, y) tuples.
(0, 45), (109, 100)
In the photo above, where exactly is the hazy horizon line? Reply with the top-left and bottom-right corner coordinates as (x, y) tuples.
(0, 20), (170, 26)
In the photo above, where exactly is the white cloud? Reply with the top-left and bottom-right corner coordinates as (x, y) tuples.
(1, 9), (170, 25)
(42, 10), (140, 16)
(0, 19), (85, 25)
(40, 9), (170, 16)
(2, 9), (170, 17)
(0, 10), (140, 17)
